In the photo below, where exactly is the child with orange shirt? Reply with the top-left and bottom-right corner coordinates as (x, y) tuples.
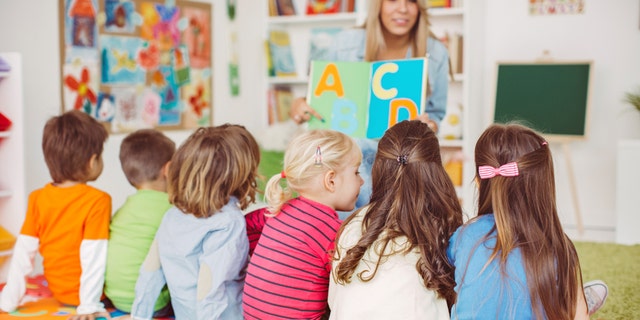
(0, 110), (111, 320)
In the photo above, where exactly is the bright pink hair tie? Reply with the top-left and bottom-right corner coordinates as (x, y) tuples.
(478, 162), (519, 179)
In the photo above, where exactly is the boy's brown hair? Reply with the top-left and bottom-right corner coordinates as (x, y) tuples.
(42, 110), (108, 183)
(167, 124), (260, 218)
(119, 129), (176, 187)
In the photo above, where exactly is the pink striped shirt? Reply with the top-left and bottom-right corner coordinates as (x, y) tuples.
(242, 197), (341, 320)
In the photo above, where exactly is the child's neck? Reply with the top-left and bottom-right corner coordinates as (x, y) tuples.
(53, 181), (83, 188)
(136, 180), (167, 193)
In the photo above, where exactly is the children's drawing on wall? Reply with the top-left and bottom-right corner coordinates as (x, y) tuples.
(529, 0), (585, 15)
(60, 0), (212, 133)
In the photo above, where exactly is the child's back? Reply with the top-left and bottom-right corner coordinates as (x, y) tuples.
(105, 129), (175, 314)
(0, 110), (111, 318)
(130, 124), (260, 320)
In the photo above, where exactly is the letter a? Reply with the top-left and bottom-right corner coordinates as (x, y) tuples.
(314, 63), (344, 98)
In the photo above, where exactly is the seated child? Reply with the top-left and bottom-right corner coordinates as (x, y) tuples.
(129, 124), (260, 319)
(447, 123), (605, 319)
(0, 110), (111, 320)
(329, 120), (462, 319)
(104, 129), (176, 316)
(243, 129), (364, 320)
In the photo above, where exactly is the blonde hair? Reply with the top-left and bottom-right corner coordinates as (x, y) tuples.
(364, 0), (432, 61)
(167, 124), (260, 218)
(264, 130), (361, 216)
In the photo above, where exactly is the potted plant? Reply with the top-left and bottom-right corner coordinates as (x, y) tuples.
(624, 87), (640, 113)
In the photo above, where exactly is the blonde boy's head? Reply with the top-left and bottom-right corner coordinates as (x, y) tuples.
(167, 124), (260, 218)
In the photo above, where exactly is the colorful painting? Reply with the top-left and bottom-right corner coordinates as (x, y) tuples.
(529, 0), (585, 15)
(59, 0), (212, 132)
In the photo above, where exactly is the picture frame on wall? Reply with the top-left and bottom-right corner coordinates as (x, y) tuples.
(59, 0), (213, 133)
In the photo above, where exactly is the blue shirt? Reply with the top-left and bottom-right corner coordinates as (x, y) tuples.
(130, 197), (248, 320)
(327, 28), (450, 124)
(447, 214), (534, 320)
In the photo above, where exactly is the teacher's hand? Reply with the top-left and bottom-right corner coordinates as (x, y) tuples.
(415, 113), (438, 133)
(290, 97), (323, 124)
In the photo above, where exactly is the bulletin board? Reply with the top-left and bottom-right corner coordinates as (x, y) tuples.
(493, 61), (592, 140)
(59, 0), (212, 132)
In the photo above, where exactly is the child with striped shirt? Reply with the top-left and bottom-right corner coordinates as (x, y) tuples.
(243, 129), (363, 320)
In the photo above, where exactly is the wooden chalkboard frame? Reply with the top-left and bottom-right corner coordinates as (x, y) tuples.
(492, 61), (593, 142)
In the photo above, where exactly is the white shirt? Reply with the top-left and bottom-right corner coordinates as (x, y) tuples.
(329, 207), (450, 320)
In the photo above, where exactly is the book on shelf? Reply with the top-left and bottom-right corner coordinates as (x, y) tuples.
(268, 30), (297, 77)
(307, 27), (343, 73)
(264, 40), (275, 77)
(427, 0), (451, 8)
(341, 0), (355, 12)
(448, 32), (463, 74)
(307, 58), (428, 139)
(306, 0), (341, 14)
(267, 85), (293, 125)
(275, 0), (296, 16)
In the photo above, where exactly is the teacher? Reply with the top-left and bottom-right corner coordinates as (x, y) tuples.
(290, 0), (450, 210)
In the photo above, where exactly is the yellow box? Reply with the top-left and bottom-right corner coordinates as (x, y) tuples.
(444, 160), (463, 187)
(0, 226), (16, 266)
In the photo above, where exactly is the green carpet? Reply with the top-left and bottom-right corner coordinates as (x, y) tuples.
(575, 241), (640, 320)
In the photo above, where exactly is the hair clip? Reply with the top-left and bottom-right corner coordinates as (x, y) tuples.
(478, 162), (519, 179)
(314, 146), (322, 167)
(541, 141), (548, 146)
(280, 170), (286, 179)
(397, 155), (408, 165)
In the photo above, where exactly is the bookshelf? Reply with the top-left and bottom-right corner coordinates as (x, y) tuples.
(262, 1), (475, 213)
(0, 52), (26, 283)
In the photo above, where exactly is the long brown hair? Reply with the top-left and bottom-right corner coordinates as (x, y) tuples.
(474, 123), (583, 319)
(333, 120), (463, 307)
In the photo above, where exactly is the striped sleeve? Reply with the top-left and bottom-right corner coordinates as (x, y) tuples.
(245, 208), (268, 256)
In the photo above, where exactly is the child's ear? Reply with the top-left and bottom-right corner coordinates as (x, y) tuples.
(323, 170), (336, 192)
(161, 161), (171, 178)
(87, 154), (98, 170)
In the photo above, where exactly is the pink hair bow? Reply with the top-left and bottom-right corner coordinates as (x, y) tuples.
(478, 162), (519, 179)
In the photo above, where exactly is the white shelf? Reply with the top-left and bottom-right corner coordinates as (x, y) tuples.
(439, 139), (464, 148)
(268, 12), (358, 25)
(429, 7), (465, 17)
(268, 76), (309, 85)
(0, 52), (26, 283)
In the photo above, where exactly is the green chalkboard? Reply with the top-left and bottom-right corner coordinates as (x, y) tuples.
(494, 62), (592, 139)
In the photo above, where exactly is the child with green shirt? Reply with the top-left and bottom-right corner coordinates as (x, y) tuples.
(104, 129), (176, 316)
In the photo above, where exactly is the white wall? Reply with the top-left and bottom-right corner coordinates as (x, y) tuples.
(0, 0), (266, 217)
(476, 0), (640, 241)
(1, 0), (639, 243)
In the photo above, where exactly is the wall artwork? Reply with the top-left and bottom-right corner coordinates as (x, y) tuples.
(59, 0), (212, 132)
(529, 0), (585, 15)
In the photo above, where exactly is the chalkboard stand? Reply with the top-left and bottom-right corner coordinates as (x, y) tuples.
(561, 142), (584, 236)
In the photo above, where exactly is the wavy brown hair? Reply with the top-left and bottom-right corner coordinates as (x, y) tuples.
(167, 124), (260, 218)
(333, 120), (463, 307)
(474, 123), (583, 319)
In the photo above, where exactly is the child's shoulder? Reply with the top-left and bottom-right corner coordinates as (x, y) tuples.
(451, 214), (495, 241)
